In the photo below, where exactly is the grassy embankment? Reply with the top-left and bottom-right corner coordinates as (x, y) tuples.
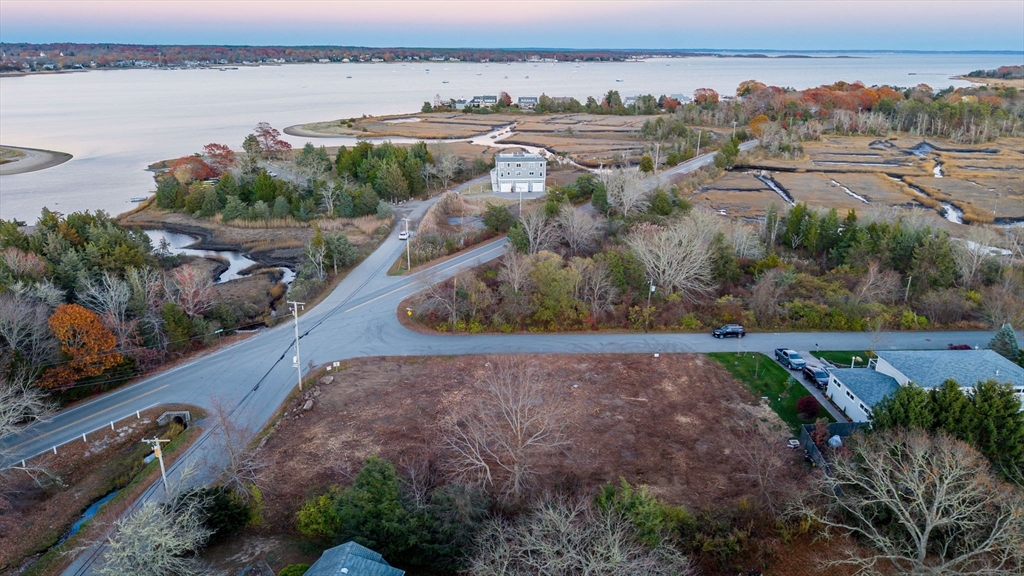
(811, 350), (874, 368)
(707, 352), (833, 433)
(19, 415), (204, 576)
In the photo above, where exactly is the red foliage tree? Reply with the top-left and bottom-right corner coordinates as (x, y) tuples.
(202, 143), (237, 176)
(797, 396), (821, 419)
(40, 304), (123, 390)
(169, 156), (215, 184)
(253, 122), (292, 159)
(499, 91), (512, 106)
(693, 87), (719, 106)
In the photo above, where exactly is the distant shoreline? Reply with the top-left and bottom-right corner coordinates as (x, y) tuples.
(0, 146), (72, 175)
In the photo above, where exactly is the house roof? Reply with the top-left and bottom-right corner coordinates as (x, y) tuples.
(496, 152), (545, 162)
(518, 96), (538, 103)
(876, 350), (1024, 389)
(304, 542), (405, 576)
(830, 368), (900, 407)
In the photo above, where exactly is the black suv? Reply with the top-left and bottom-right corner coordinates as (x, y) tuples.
(713, 324), (746, 338)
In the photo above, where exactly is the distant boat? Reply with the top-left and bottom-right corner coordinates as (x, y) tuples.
(525, 76), (529, 79)
(616, 79), (624, 82)
(346, 76), (352, 78)
(130, 196), (149, 202)
(442, 80), (449, 83)
(908, 72), (917, 75)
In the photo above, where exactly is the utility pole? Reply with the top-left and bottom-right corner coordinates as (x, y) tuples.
(695, 130), (701, 158)
(289, 301), (305, 391)
(401, 217), (411, 271)
(904, 276), (912, 303)
(645, 279), (655, 333)
(142, 437), (170, 493)
(732, 120), (738, 139)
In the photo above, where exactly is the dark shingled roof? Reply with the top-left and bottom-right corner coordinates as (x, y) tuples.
(876, 350), (1024, 389)
(304, 542), (405, 576)
(830, 368), (901, 407)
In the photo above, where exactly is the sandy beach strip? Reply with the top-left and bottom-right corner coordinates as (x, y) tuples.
(0, 146), (73, 175)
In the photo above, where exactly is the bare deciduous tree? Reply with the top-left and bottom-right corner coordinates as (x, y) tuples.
(981, 274), (1024, 329)
(0, 374), (55, 496)
(725, 219), (766, 259)
(571, 257), (618, 319)
(737, 420), (788, 512)
(557, 205), (602, 256)
(498, 251), (534, 295)
(951, 227), (999, 289)
(417, 272), (470, 329)
(430, 144), (463, 191)
(599, 168), (649, 216)
(318, 180), (343, 216)
(305, 238), (328, 281)
(441, 357), (569, 500)
(0, 294), (56, 386)
(468, 496), (694, 576)
(852, 261), (902, 306)
(750, 268), (789, 324)
(98, 463), (213, 576)
(167, 265), (213, 318)
(519, 210), (558, 255)
(81, 272), (138, 349)
(796, 429), (1024, 576)
(626, 221), (716, 302)
(206, 399), (266, 504)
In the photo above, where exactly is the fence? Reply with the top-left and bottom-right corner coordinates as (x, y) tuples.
(799, 422), (866, 471)
(4, 403), (158, 470)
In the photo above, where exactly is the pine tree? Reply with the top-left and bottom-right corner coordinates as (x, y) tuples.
(871, 384), (933, 431)
(988, 323), (1020, 363)
(928, 379), (976, 443)
(970, 379), (1024, 467)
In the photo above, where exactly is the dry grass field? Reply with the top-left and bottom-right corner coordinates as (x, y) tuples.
(714, 135), (1024, 228)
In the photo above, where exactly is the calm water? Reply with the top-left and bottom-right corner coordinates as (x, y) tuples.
(1, 54), (1020, 222)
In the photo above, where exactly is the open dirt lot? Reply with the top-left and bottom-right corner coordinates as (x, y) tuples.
(255, 354), (804, 531)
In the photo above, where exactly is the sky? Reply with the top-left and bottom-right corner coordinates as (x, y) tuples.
(1, 0), (1022, 52)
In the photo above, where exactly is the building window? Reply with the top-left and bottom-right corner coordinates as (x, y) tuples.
(516, 163), (521, 168)
(529, 172), (534, 176)
(516, 171), (521, 176)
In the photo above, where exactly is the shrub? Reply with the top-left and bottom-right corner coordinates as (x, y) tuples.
(278, 564), (310, 576)
(482, 203), (515, 233)
(376, 200), (393, 219)
(796, 396), (821, 419)
(594, 478), (692, 546)
(296, 490), (342, 542)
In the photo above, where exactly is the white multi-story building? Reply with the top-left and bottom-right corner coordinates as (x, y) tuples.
(490, 152), (546, 194)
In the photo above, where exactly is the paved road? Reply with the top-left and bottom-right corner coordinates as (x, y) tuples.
(1, 136), (1014, 573)
(641, 139), (759, 192)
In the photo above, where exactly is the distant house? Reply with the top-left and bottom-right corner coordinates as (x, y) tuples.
(826, 350), (1024, 423)
(304, 541), (405, 576)
(453, 98), (469, 110)
(469, 95), (498, 107)
(490, 152), (547, 194)
(518, 96), (539, 109)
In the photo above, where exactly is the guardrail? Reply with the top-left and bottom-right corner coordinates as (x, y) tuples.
(4, 402), (158, 470)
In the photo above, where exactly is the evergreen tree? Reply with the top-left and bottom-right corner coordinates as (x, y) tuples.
(221, 196), (246, 221)
(871, 384), (934, 431)
(374, 159), (410, 202)
(334, 456), (417, 559)
(272, 196), (291, 219)
(928, 379), (976, 443)
(970, 379), (1024, 467)
(199, 188), (222, 218)
(988, 323), (1020, 363)
(253, 171), (277, 204)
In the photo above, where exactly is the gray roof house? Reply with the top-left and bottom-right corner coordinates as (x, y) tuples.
(469, 95), (498, 107)
(826, 349), (1024, 423)
(518, 96), (539, 109)
(304, 542), (405, 576)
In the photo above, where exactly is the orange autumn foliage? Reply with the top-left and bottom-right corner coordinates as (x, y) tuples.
(40, 304), (123, 390)
(749, 114), (771, 138)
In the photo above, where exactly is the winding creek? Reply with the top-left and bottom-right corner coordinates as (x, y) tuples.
(144, 230), (296, 285)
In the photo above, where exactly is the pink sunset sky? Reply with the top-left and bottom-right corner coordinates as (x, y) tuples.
(1, 0), (1022, 51)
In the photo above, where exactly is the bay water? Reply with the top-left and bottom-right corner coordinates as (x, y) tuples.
(1, 53), (1019, 222)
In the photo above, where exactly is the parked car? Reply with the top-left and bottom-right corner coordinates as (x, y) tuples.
(398, 230), (409, 240)
(712, 324), (746, 338)
(775, 348), (806, 370)
(802, 365), (830, 389)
